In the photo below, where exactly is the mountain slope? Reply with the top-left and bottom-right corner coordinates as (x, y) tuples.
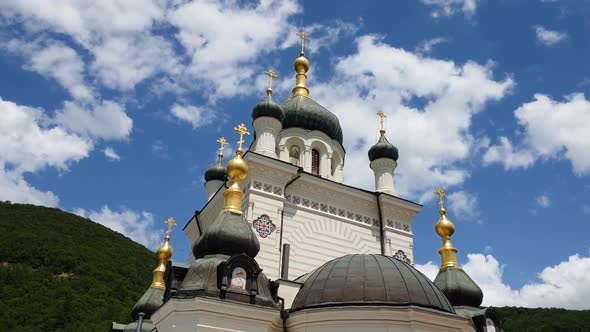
(0, 202), (154, 331)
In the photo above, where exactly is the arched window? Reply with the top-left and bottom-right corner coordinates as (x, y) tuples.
(289, 145), (300, 166)
(311, 149), (320, 175)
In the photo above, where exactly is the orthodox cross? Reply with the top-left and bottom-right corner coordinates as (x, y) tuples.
(164, 217), (176, 236)
(296, 31), (309, 53)
(434, 186), (446, 210)
(377, 111), (386, 134)
(265, 68), (277, 91)
(216, 137), (228, 157)
(234, 123), (250, 151)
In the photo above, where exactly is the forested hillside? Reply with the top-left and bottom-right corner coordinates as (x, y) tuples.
(0, 202), (154, 331)
(497, 306), (590, 331)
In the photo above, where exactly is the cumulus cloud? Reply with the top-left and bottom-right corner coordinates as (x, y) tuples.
(534, 26), (568, 46)
(0, 164), (60, 207)
(416, 250), (590, 309)
(55, 100), (132, 140)
(447, 190), (480, 222)
(536, 194), (551, 208)
(420, 0), (478, 18)
(0, 98), (93, 206)
(484, 93), (590, 175)
(313, 35), (513, 199)
(103, 147), (120, 161)
(170, 104), (212, 129)
(73, 205), (162, 249)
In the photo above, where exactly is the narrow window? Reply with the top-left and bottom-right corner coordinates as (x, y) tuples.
(289, 145), (300, 166)
(311, 149), (320, 175)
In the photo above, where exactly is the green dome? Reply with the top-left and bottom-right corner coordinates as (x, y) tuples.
(130, 287), (165, 320)
(282, 95), (343, 144)
(204, 162), (226, 182)
(368, 134), (399, 162)
(434, 267), (483, 308)
(252, 94), (285, 122)
(193, 211), (260, 259)
(291, 254), (454, 313)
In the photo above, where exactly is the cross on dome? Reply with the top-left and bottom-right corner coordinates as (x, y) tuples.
(164, 217), (176, 236)
(216, 137), (228, 157)
(434, 186), (446, 211)
(234, 123), (250, 152)
(296, 31), (309, 54)
(377, 111), (386, 134)
(264, 69), (277, 95)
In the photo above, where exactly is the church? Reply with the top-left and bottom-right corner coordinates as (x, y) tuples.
(112, 32), (504, 332)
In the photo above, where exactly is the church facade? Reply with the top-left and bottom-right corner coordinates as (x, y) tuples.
(113, 33), (504, 332)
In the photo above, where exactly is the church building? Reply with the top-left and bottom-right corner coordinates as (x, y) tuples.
(113, 32), (504, 332)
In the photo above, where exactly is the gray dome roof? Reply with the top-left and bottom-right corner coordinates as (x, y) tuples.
(204, 162), (226, 182)
(434, 267), (483, 308)
(252, 94), (285, 122)
(282, 95), (343, 144)
(291, 254), (454, 313)
(368, 134), (399, 162)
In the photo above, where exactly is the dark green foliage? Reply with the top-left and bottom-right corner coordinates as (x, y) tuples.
(0, 202), (154, 331)
(497, 307), (590, 331)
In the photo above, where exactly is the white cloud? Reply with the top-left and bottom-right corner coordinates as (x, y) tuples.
(484, 93), (590, 175)
(416, 37), (448, 54)
(416, 250), (590, 309)
(6, 39), (93, 101)
(0, 98), (94, 206)
(0, 164), (60, 207)
(447, 190), (480, 221)
(0, 98), (91, 173)
(534, 26), (568, 46)
(170, 104), (212, 129)
(536, 194), (551, 208)
(55, 100), (133, 140)
(313, 35), (513, 199)
(73, 205), (162, 249)
(484, 245), (493, 252)
(103, 147), (120, 161)
(421, 0), (478, 18)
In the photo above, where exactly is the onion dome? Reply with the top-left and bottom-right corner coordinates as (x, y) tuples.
(130, 287), (164, 321)
(291, 254), (455, 313)
(282, 96), (343, 144)
(433, 187), (483, 307)
(193, 124), (260, 259)
(204, 162), (226, 182)
(252, 94), (285, 122)
(283, 35), (343, 144)
(368, 133), (399, 162)
(253, 69), (285, 122)
(205, 138), (228, 182)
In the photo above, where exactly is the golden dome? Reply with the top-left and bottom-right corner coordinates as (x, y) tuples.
(226, 155), (248, 182)
(435, 208), (455, 238)
(294, 53), (310, 73)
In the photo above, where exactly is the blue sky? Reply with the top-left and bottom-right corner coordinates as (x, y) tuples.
(1, 0), (589, 309)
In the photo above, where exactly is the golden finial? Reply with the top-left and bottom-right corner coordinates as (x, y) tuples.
(150, 218), (175, 289)
(377, 111), (386, 135)
(164, 217), (176, 236)
(265, 69), (277, 95)
(234, 123), (250, 154)
(292, 31), (311, 97)
(296, 31), (309, 54)
(223, 124), (250, 214)
(216, 137), (228, 161)
(434, 187), (459, 271)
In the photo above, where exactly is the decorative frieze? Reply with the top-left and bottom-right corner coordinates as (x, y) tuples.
(250, 179), (412, 233)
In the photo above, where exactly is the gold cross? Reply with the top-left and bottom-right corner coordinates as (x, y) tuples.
(234, 123), (250, 151)
(264, 69), (277, 90)
(216, 137), (228, 156)
(164, 217), (176, 236)
(296, 31), (309, 54)
(434, 187), (446, 210)
(377, 111), (386, 133)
